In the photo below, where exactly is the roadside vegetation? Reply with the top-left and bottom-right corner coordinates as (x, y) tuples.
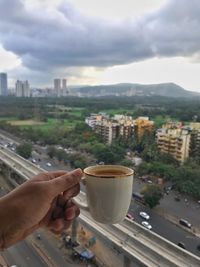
(1, 96), (200, 201)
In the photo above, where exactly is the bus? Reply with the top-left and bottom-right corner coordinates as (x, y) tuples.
(132, 192), (145, 204)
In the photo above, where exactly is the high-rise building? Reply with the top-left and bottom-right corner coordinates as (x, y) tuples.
(156, 128), (191, 163)
(15, 80), (31, 97)
(62, 79), (69, 96)
(134, 117), (154, 139)
(54, 78), (68, 97)
(54, 79), (61, 97)
(0, 73), (8, 96)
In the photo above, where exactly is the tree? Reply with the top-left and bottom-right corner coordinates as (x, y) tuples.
(120, 159), (133, 167)
(47, 146), (56, 159)
(16, 143), (32, 159)
(142, 184), (163, 209)
(56, 150), (68, 162)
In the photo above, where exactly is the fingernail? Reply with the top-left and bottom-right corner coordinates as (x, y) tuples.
(72, 168), (83, 177)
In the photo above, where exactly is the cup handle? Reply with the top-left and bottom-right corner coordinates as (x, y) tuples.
(72, 177), (90, 211)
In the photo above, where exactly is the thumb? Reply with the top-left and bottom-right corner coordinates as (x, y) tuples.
(49, 169), (83, 196)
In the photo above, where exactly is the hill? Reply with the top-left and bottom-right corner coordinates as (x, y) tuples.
(71, 83), (200, 98)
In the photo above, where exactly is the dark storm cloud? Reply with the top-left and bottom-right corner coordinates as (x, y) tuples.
(0, 0), (200, 73)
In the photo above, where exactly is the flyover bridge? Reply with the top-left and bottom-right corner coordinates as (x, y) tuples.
(0, 145), (200, 267)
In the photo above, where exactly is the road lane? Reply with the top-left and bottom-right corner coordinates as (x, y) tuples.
(2, 240), (48, 267)
(129, 201), (200, 256)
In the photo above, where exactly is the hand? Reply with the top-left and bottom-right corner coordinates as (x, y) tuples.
(0, 169), (83, 249)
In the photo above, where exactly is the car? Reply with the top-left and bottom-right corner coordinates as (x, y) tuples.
(126, 213), (134, 220)
(46, 162), (52, 167)
(141, 221), (152, 230)
(139, 211), (150, 220)
(178, 242), (186, 249)
(179, 219), (192, 228)
(32, 158), (36, 163)
(197, 244), (200, 251)
(36, 234), (41, 240)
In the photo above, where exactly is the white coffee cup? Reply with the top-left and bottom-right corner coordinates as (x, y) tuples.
(74, 165), (134, 224)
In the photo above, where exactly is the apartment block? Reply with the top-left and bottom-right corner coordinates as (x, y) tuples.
(54, 78), (69, 97)
(86, 114), (153, 144)
(15, 80), (31, 97)
(135, 117), (154, 139)
(156, 128), (191, 163)
(189, 123), (200, 157)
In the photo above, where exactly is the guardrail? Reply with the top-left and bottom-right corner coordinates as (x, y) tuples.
(0, 146), (200, 267)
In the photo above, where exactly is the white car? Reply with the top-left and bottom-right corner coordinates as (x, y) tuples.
(139, 211), (150, 220)
(46, 162), (52, 167)
(142, 221), (152, 230)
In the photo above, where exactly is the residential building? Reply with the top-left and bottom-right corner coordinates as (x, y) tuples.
(15, 80), (31, 97)
(0, 73), (8, 96)
(86, 114), (152, 144)
(94, 120), (120, 144)
(54, 78), (61, 97)
(62, 79), (69, 96)
(54, 78), (69, 97)
(189, 123), (200, 158)
(163, 121), (183, 129)
(134, 117), (154, 139)
(85, 114), (107, 129)
(156, 128), (191, 163)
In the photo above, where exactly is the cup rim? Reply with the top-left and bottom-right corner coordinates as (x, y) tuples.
(83, 164), (134, 178)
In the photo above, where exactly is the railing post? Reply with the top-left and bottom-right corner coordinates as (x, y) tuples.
(71, 218), (79, 245)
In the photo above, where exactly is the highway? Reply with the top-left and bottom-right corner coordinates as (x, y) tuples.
(0, 135), (199, 267)
(2, 240), (48, 267)
(129, 201), (200, 256)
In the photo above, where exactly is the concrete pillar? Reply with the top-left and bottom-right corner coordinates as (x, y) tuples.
(71, 218), (79, 245)
(124, 255), (131, 267)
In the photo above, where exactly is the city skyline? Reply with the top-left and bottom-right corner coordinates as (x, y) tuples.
(0, 0), (200, 91)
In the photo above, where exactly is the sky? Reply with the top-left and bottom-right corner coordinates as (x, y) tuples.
(0, 0), (200, 91)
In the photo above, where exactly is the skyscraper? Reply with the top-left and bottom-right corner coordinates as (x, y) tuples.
(54, 78), (61, 97)
(54, 78), (68, 97)
(0, 73), (8, 96)
(16, 80), (31, 97)
(62, 79), (68, 96)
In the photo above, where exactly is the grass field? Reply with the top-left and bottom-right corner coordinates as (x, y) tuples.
(101, 108), (133, 116)
(6, 118), (82, 132)
(48, 106), (84, 118)
(0, 117), (17, 121)
(9, 120), (44, 126)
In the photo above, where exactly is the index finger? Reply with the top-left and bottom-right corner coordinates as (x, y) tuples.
(50, 169), (83, 196)
(33, 170), (68, 182)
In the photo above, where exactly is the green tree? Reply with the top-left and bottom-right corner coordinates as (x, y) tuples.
(56, 150), (68, 162)
(16, 143), (32, 159)
(142, 184), (163, 209)
(47, 146), (57, 159)
(120, 159), (133, 167)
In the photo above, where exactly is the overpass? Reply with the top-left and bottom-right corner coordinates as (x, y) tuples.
(0, 146), (200, 267)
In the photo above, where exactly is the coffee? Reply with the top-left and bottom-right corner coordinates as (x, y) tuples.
(91, 169), (127, 177)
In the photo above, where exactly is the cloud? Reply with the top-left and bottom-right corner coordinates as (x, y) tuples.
(0, 0), (200, 84)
